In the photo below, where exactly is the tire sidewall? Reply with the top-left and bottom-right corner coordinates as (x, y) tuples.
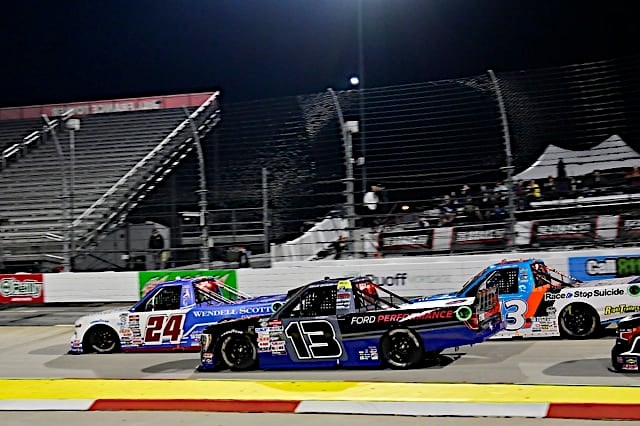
(559, 303), (600, 339)
(380, 328), (423, 369)
(85, 326), (119, 353)
(219, 330), (257, 371)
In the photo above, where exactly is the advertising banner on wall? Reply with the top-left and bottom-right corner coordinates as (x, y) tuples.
(451, 223), (508, 252)
(137, 270), (237, 298)
(0, 274), (44, 304)
(380, 228), (433, 254)
(617, 215), (640, 242)
(531, 218), (595, 247)
(568, 255), (640, 281)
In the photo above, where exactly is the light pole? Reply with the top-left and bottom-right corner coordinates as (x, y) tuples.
(66, 117), (80, 270)
(328, 88), (357, 245)
(42, 110), (74, 271)
(488, 69), (516, 250)
(182, 107), (210, 269)
(357, 0), (367, 193)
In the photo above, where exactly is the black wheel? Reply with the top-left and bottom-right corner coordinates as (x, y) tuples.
(84, 326), (120, 353)
(611, 342), (627, 372)
(219, 331), (257, 371)
(380, 328), (423, 369)
(558, 303), (600, 339)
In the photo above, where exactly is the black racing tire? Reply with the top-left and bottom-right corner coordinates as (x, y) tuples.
(610, 342), (628, 372)
(380, 328), (423, 369)
(84, 326), (120, 354)
(558, 303), (600, 339)
(219, 331), (258, 371)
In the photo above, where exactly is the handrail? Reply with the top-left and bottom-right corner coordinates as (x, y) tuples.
(1, 124), (56, 167)
(72, 91), (220, 229)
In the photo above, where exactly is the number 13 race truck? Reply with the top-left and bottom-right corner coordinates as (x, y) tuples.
(197, 276), (504, 371)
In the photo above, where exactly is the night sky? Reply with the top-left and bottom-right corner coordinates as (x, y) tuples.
(1, 0), (638, 108)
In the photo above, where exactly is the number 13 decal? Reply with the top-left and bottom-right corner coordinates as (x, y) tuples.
(284, 320), (343, 359)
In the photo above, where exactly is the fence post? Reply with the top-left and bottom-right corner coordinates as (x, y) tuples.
(488, 69), (517, 250)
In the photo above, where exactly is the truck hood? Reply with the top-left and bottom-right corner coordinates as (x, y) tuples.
(410, 291), (458, 303)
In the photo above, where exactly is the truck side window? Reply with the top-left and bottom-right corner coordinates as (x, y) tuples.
(144, 285), (182, 311)
(485, 268), (519, 295)
(281, 286), (337, 318)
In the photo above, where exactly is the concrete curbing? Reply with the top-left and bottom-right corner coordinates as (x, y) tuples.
(1, 379), (640, 420)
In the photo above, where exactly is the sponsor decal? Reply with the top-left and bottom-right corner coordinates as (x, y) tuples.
(452, 224), (508, 252)
(365, 273), (408, 286)
(137, 270), (237, 298)
(533, 219), (594, 247)
(379, 228), (433, 253)
(569, 256), (640, 281)
(350, 309), (456, 325)
(358, 346), (379, 361)
(455, 306), (473, 321)
(604, 304), (640, 315)
(455, 229), (505, 243)
(544, 288), (625, 301)
(0, 274), (44, 304)
(192, 309), (238, 317)
(536, 223), (591, 237)
(629, 284), (640, 297)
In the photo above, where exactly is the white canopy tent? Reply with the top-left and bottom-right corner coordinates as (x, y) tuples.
(514, 134), (640, 181)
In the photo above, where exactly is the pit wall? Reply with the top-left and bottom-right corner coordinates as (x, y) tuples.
(2, 248), (640, 304)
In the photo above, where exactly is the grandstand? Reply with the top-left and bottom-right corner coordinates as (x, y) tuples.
(0, 92), (220, 272)
(2, 55), (640, 271)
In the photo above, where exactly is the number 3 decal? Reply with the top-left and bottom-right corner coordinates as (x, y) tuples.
(144, 314), (185, 344)
(504, 299), (528, 331)
(285, 320), (343, 359)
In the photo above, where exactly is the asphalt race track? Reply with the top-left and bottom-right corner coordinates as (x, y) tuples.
(1, 304), (639, 424)
(0, 303), (637, 383)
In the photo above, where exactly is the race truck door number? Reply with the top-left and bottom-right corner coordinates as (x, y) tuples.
(503, 299), (528, 331)
(144, 314), (186, 344)
(284, 319), (343, 359)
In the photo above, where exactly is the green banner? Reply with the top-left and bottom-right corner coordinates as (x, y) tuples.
(138, 270), (237, 298)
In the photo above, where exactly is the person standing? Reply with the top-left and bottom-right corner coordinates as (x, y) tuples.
(148, 228), (165, 269)
(363, 184), (383, 227)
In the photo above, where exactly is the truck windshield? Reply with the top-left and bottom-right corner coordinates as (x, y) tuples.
(457, 267), (488, 297)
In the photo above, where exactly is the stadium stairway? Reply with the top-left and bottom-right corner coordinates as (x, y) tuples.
(0, 93), (220, 270)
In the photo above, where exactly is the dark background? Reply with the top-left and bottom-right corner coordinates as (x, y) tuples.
(1, 0), (638, 107)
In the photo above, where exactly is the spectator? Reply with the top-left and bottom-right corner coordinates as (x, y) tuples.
(330, 235), (348, 259)
(542, 176), (557, 200)
(462, 195), (483, 222)
(148, 228), (165, 269)
(362, 184), (384, 227)
(557, 158), (567, 179)
(478, 191), (494, 220)
(490, 204), (508, 221)
(526, 179), (542, 204)
(625, 166), (640, 193)
(417, 214), (430, 228)
(557, 176), (571, 199)
(493, 180), (508, 195)
(514, 179), (528, 209)
(584, 169), (607, 196)
(438, 194), (456, 226)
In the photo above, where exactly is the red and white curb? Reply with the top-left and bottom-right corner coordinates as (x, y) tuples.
(1, 399), (639, 420)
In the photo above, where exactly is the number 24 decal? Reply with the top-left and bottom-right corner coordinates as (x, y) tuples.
(284, 320), (343, 359)
(145, 314), (185, 344)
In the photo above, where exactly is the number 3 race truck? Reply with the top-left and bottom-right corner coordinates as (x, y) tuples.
(418, 258), (640, 339)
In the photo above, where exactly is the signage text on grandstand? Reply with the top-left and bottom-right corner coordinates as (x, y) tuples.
(0, 92), (217, 120)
